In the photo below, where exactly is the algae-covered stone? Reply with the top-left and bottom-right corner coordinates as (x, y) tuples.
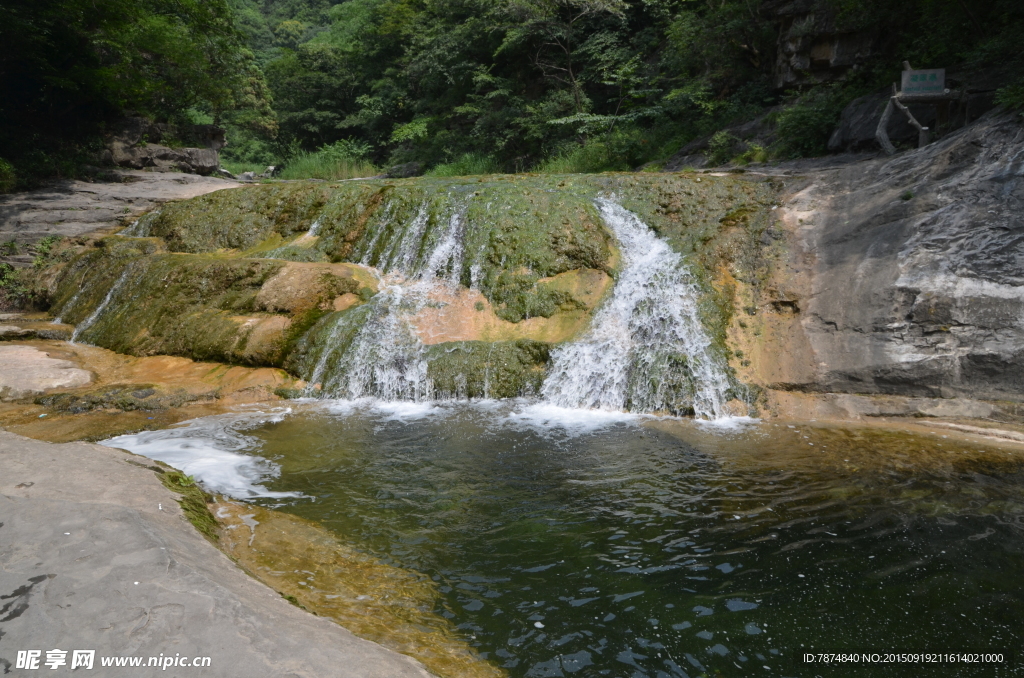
(32, 172), (779, 406)
(426, 340), (551, 399)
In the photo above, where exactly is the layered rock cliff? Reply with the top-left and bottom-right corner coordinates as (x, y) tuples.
(734, 110), (1024, 412)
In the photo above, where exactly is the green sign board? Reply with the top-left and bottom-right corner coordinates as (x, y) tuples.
(901, 69), (945, 95)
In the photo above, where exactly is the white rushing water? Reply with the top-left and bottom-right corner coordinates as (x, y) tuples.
(305, 196), (469, 399)
(541, 198), (731, 419)
(69, 267), (133, 344)
(306, 194), (732, 417)
(103, 410), (302, 499)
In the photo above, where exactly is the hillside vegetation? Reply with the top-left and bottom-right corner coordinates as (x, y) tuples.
(2, 0), (1022, 186)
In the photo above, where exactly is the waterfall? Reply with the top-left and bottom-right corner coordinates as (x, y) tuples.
(70, 267), (132, 344)
(541, 198), (731, 419)
(303, 191), (732, 416)
(52, 287), (84, 325)
(304, 197), (468, 399)
(120, 210), (160, 237)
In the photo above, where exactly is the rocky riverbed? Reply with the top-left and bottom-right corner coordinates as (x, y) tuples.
(2, 109), (1023, 678)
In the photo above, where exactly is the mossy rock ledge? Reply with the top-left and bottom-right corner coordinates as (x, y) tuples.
(35, 173), (778, 401)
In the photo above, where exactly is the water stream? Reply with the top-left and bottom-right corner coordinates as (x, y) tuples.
(69, 266), (133, 343)
(543, 199), (729, 419)
(301, 196), (730, 417)
(105, 402), (1024, 677)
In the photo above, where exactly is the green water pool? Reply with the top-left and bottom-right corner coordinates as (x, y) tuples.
(107, 401), (1024, 677)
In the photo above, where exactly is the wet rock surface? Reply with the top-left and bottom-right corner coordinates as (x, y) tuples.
(0, 431), (433, 678)
(762, 110), (1024, 403)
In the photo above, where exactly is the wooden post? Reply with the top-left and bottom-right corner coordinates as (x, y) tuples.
(876, 95), (897, 156)
(892, 96), (930, 148)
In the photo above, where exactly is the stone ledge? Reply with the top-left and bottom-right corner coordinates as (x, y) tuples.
(0, 431), (434, 678)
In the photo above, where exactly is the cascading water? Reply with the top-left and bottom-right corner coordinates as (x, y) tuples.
(69, 266), (134, 344)
(541, 198), (731, 419)
(303, 192), (731, 417)
(303, 197), (469, 399)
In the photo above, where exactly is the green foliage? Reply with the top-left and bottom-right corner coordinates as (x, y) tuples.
(6, 0), (1024, 181)
(0, 263), (29, 309)
(733, 145), (768, 166)
(996, 81), (1024, 111)
(32, 236), (64, 268)
(706, 131), (739, 167)
(0, 0), (274, 186)
(774, 87), (848, 159)
(278, 140), (379, 180)
(0, 159), (15, 193)
(427, 154), (500, 177)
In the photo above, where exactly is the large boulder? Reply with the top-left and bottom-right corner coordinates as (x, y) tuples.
(105, 144), (220, 175)
(100, 117), (225, 175)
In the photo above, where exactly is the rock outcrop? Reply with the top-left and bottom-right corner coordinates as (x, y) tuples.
(764, 0), (879, 90)
(100, 117), (226, 175)
(0, 170), (240, 268)
(736, 110), (1024, 406)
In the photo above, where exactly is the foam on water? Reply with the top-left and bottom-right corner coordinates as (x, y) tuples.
(694, 415), (761, 431)
(541, 198), (732, 419)
(102, 410), (303, 499)
(506, 402), (640, 435)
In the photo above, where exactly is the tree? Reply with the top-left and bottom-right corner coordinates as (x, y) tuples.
(499, 0), (627, 114)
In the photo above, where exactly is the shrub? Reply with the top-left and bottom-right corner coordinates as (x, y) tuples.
(733, 144), (769, 165)
(536, 142), (619, 174)
(706, 131), (739, 166)
(0, 159), (15, 193)
(774, 87), (846, 158)
(278, 139), (378, 180)
(996, 80), (1024, 111)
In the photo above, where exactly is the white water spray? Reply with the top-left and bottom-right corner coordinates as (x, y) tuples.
(541, 198), (731, 419)
(70, 267), (132, 344)
(307, 198), (469, 399)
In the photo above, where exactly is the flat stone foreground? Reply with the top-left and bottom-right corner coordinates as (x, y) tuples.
(0, 431), (432, 677)
(0, 171), (241, 266)
(0, 345), (92, 400)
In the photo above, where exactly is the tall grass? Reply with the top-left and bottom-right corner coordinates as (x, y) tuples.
(535, 143), (612, 174)
(278, 153), (378, 180)
(425, 153), (499, 177)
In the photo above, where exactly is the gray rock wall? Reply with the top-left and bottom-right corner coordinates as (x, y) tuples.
(773, 110), (1024, 402)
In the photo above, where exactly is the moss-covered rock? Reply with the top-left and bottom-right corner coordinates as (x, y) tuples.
(426, 340), (551, 398)
(33, 172), (780, 408)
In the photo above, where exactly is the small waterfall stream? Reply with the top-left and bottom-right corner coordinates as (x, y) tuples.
(542, 198), (730, 419)
(303, 193), (731, 417)
(70, 267), (133, 344)
(304, 197), (469, 399)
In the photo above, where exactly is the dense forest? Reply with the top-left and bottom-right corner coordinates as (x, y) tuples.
(1, 0), (1022, 187)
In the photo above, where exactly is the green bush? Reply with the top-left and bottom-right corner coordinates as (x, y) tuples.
(733, 144), (769, 165)
(0, 158), (16, 193)
(774, 88), (847, 158)
(536, 142), (618, 174)
(996, 80), (1024, 111)
(706, 131), (739, 166)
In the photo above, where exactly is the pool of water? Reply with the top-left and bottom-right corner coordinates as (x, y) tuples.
(107, 401), (1024, 677)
